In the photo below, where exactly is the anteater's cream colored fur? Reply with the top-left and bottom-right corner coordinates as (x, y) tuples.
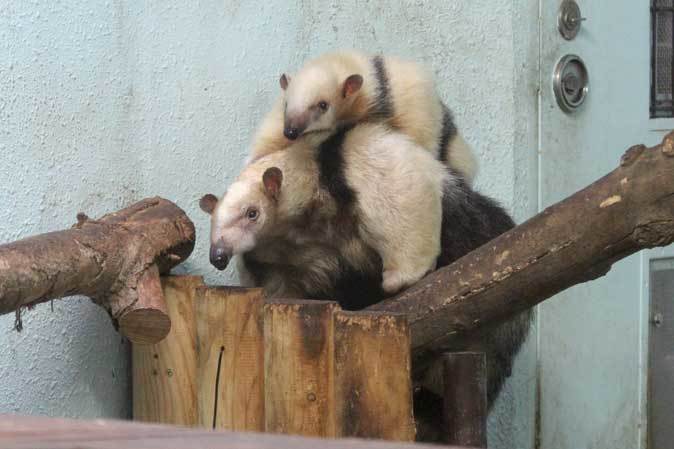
(205, 123), (447, 295)
(248, 50), (478, 183)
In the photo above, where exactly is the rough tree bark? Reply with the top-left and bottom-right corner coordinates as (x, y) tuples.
(0, 197), (195, 344)
(369, 131), (674, 367)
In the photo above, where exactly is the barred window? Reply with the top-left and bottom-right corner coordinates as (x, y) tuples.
(652, 0), (674, 118)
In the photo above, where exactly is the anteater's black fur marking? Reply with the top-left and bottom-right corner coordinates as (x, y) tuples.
(312, 169), (518, 310)
(436, 174), (515, 267)
(438, 103), (458, 163)
(412, 173), (532, 442)
(313, 168), (530, 437)
(370, 55), (394, 120)
(244, 134), (530, 434)
(240, 253), (271, 289)
(316, 124), (357, 210)
(332, 259), (385, 310)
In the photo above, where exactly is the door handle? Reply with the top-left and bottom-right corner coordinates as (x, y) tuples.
(553, 54), (589, 113)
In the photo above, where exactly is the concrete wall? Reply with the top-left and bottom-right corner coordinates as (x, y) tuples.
(0, 1), (538, 446)
(0, 0), (139, 418)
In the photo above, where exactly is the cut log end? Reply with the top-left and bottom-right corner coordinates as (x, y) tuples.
(118, 265), (171, 345)
(119, 308), (172, 345)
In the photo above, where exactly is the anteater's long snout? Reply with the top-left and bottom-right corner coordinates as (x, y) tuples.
(283, 115), (307, 140)
(283, 126), (301, 140)
(209, 240), (231, 271)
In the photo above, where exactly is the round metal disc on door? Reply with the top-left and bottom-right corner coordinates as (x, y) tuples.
(557, 0), (585, 40)
(553, 54), (589, 113)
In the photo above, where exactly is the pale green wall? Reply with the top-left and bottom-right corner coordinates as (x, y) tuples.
(0, 2), (538, 447)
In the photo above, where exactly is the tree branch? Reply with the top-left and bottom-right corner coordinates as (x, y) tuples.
(369, 132), (674, 365)
(0, 197), (195, 344)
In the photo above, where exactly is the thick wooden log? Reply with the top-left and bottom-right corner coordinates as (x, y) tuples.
(195, 286), (265, 431)
(132, 276), (202, 425)
(442, 352), (487, 448)
(0, 414), (469, 449)
(334, 311), (415, 441)
(0, 197), (195, 344)
(369, 133), (674, 366)
(264, 300), (338, 437)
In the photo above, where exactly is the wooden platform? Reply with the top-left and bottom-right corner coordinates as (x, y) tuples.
(133, 280), (416, 441)
(0, 415), (464, 449)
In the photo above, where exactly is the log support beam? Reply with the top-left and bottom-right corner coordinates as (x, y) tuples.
(369, 132), (674, 369)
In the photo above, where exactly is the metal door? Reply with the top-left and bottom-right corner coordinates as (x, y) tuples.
(538, 1), (674, 448)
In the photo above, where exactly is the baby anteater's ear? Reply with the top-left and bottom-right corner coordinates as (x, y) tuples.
(342, 74), (363, 98)
(279, 73), (291, 90)
(262, 167), (283, 201)
(199, 194), (218, 215)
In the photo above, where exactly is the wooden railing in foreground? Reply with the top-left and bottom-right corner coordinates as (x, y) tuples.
(0, 414), (466, 449)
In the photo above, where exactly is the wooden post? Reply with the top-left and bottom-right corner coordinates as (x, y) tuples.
(132, 276), (203, 426)
(195, 286), (265, 431)
(263, 300), (338, 437)
(334, 311), (415, 441)
(442, 352), (487, 448)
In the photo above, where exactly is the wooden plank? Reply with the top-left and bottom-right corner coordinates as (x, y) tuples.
(334, 311), (415, 441)
(195, 286), (265, 431)
(442, 352), (487, 448)
(132, 275), (203, 426)
(0, 415), (467, 449)
(264, 299), (339, 437)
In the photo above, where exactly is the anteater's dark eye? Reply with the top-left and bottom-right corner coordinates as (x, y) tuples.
(246, 208), (259, 221)
(318, 100), (329, 111)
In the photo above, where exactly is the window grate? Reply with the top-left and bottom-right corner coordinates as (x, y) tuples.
(651, 0), (674, 118)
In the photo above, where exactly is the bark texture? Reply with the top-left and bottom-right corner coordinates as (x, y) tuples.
(0, 197), (195, 343)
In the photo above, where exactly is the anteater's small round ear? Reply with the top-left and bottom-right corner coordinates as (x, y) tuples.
(279, 73), (291, 90)
(342, 74), (363, 98)
(199, 194), (218, 215)
(262, 167), (283, 201)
